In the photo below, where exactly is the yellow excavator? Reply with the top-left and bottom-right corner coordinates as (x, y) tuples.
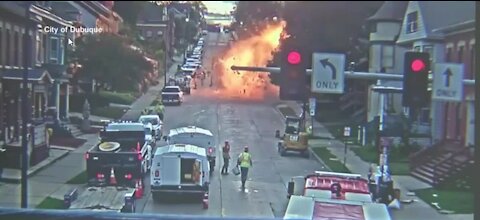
(276, 116), (309, 158)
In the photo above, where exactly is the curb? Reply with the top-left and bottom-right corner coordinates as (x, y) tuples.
(0, 150), (70, 183)
(308, 147), (333, 171)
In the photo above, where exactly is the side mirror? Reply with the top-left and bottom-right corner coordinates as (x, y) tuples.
(287, 181), (295, 197)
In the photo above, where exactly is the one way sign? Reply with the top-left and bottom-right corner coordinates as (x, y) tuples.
(433, 63), (463, 102)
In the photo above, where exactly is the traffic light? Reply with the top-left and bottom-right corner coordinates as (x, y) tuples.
(402, 52), (430, 108)
(280, 42), (307, 101)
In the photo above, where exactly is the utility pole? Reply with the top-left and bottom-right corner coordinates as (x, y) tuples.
(21, 2), (32, 208)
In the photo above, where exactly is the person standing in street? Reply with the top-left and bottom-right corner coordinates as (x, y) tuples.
(237, 146), (252, 191)
(221, 141), (231, 175)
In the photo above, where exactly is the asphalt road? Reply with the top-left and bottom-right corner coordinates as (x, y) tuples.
(136, 31), (329, 218)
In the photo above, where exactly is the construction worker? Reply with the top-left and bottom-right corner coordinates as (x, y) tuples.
(221, 141), (231, 175)
(154, 103), (165, 120)
(237, 146), (253, 191)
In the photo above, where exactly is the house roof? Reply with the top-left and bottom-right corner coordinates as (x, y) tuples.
(51, 1), (81, 22)
(418, 1), (475, 38)
(31, 4), (73, 27)
(397, 1), (475, 44)
(432, 19), (475, 34)
(1, 68), (53, 83)
(42, 63), (70, 81)
(138, 4), (165, 23)
(367, 1), (408, 22)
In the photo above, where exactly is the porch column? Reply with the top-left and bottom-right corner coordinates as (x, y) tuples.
(65, 84), (70, 118)
(55, 81), (60, 120)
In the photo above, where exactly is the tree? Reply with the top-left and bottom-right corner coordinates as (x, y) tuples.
(73, 33), (153, 91)
(113, 1), (148, 29)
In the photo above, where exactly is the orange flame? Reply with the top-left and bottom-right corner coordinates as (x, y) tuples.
(211, 21), (287, 101)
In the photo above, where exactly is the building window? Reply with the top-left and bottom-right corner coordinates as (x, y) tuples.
(0, 27), (3, 66)
(455, 103), (462, 139)
(50, 37), (58, 63)
(6, 29), (10, 66)
(146, 30), (152, 37)
(381, 45), (394, 68)
(42, 33), (47, 61)
(36, 34), (41, 63)
(446, 47), (452, 62)
(157, 30), (163, 36)
(458, 45), (464, 63)
(406, 12), (418, 34)
(14, 31), (19, 66)
(369, 23), (377, 33)
(471, 44), (475, 79)
(414, 46), (421, 52)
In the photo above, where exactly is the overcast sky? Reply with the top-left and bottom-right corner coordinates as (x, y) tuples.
(202, 1), (236, 14)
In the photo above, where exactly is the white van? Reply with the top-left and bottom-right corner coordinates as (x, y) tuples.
(150, 144), (210, 201)
(165, 126), (217, 173)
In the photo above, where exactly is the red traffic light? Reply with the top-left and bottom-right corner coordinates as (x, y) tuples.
(411, 59), (426, 72)
(287, 51), (301, 65)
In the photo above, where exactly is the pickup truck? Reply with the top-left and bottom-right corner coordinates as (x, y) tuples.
(85, 122), (152, 188)
(161, 86), (183, 105)
(139, 115), (163, 140)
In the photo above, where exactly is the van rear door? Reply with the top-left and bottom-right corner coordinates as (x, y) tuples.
(161, 155), (180, 185)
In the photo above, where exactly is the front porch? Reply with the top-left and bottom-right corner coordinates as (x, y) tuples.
(0, 68), (53, 168)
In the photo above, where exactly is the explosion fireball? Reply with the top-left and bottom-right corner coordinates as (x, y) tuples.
(212, 21), (286, 101)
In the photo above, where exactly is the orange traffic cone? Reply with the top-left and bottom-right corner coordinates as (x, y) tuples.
(139, 179), (144, 196)
(135, 180), (143, 199)
(109, 168), (117, 185)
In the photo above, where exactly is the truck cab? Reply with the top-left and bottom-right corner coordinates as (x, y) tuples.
(165, 126), (217, 173)
(139, 115), (163, 140)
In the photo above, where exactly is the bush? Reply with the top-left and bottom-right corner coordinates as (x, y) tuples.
(36, 197), (65, 209)
(92, 106), (128, 119)
(98, 91), (135, 105)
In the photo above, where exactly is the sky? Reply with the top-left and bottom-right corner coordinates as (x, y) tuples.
(202, 1), (236, 15)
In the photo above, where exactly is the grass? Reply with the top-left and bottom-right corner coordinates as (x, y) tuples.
(351, 145), (411, 175)
(151, 99), (163, 106)
(98, 91), (135, 105)
(92, 106), (129, 119)
(312, 147), (351, 173)
(278, 106), (297, 118)
(415, 188), (473, 214)
(36, 197), (65, 209)
(66, 170), (87, 184)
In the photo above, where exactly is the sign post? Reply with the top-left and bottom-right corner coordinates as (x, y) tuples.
(433, 63), (464, 102)
(311, 53), (345, 94)
(309, 98), (316, 136)
(343, 127), (351, 165)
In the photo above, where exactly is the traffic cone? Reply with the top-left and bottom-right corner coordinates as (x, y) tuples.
(109, 168), (117, 185)
(135, 180), (143, 199)
(138, 179), (144, 196)
(202, 192), (209, 209)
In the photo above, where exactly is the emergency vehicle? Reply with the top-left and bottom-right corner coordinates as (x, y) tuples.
(284, 171), (391, 220)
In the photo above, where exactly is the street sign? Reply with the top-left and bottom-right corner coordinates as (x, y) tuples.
(312, 53), (345, 94)
(344, 127), (351, 137)
(433, 63), (464, 102)
(309, 98), (316, 116)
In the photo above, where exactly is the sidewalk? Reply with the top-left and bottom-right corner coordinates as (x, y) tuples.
(0, 56), (185, 208)
(277, 101), (473, 220)
(121, 54), (184, 121)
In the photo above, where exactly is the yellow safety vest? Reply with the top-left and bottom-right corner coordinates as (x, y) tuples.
(239, 152), (252, 168)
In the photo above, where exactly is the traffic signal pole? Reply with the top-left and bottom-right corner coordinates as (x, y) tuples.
(230, 66), (476, 85)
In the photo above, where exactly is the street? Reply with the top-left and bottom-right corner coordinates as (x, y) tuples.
(135, 31), (329, 217)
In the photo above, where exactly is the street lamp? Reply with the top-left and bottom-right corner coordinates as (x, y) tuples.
(21, 2), (32, 208)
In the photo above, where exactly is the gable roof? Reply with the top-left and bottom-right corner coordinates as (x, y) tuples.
(397, 1), (475, 44)
(418, 1), (475, 38)
(367, 1), (408, 22)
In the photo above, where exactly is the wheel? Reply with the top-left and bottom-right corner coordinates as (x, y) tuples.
(302, 150), (310, 158)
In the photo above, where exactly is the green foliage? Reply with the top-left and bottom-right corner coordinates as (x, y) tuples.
(97, 91), (136, 105)
(312, 147), (351, 173)
(69, 91), (135, 113)
(113, 1), (148, 29)
(66, 170), (87, 184)
(73, 33), (153, 91)
(36, 197), (64, 209)
(415, 188), (473, 214)
(92, 106), (129, 119)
